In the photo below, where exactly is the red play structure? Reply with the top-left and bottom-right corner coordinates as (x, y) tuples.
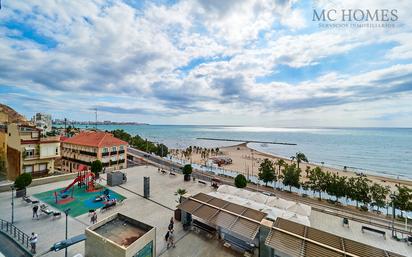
(55, 165), (97, 204)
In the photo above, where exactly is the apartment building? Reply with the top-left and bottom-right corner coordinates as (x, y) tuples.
(61, 131), (128, 173)
(6, 124), (60, 180)
(31, 112), (52, 135)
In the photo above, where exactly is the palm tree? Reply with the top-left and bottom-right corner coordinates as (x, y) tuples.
(291, 152), (308, 170)
(276, 159), (285, 176)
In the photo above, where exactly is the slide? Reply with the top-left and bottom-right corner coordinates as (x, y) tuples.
(61, 173), (95, 194)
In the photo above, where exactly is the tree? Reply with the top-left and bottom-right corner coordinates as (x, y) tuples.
(282, 163), (301, 192)
(235, 174), (247, 188)
(155, 144), (168, 157)
(392, 185), (412, 217)
(182, 164), (192, 175)
(258, 158), (276, 186)
(370, 183), (390, 212)
(275, 159), (285, 176)
(14, 173), (32, 190)
(91, 160), (103, 176)
(307, 167), (324, 199)
(111, 129), (132, 143)
(352, 177), (371, 208)
(326, 173), (346, 202)
(290, 152), (308, 170)
(175, 188), (187, 204)
(305, 166), (311, 178)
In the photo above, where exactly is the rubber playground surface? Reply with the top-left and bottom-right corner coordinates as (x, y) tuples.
(33, 185), (126, 217)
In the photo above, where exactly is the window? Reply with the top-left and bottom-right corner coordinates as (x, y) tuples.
(112, 146), (117, 152)
(39, 163), (47, 171)
(23, 165), (33, 173)
(103, 148), (108, 153)
(119, 145), (124, 150)
(56, 147), (59, 155)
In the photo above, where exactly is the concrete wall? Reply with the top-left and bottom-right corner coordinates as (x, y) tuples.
(126, 227), (156, 257)
(85, 228), (126, 257)
(6, 146), (20, 180)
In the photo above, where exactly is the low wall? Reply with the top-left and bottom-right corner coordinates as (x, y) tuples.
(0, 172), (77, 192)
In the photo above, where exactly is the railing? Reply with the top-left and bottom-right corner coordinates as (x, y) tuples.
(0, 219), (31, 251)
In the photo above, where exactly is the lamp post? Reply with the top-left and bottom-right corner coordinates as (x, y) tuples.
(64, 208), (71, 257)
(11, 185), (15, 224)
(390, 193), (396, 237)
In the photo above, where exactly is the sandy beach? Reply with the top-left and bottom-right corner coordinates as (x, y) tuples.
(171, 143), (412, 191)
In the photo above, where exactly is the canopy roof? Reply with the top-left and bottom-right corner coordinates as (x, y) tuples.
(178, 193), (267, 240)
(265, 218), (404, 257)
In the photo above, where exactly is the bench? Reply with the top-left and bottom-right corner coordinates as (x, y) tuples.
(161, 170), (167, 174)
(169, 172), (176, 176)
(361, 226), (386, 239)
(198, 180), (207, 185)
(192, 219), (216, 237)
(23, 196), (32, 203)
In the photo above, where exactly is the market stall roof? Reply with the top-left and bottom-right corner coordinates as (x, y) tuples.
(178, 193), (266, 240)
(265, 218), (404, 257)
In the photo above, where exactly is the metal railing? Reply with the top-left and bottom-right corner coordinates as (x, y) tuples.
(0, 219), (31, 251)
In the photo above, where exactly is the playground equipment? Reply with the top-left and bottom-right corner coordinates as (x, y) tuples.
(55, 170), (97, 204)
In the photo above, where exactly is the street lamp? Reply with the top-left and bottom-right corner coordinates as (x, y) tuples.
(390, 193), (396, 238)
(11, 185), (15, 224)
(64, 208), (71, 257)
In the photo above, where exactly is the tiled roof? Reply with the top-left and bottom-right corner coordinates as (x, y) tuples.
(62, 131), (128, 148)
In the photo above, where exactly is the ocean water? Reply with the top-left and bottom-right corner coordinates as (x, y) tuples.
(64, 125), (412, 180)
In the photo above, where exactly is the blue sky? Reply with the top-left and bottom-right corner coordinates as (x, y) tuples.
(0, 0), (411, 127)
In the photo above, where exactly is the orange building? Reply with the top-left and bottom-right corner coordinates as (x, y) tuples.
(61, 131), (128, 173)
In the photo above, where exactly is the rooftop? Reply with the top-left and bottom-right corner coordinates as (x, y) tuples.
(92, 214), (152, 247)
(62, 131), (128, 148)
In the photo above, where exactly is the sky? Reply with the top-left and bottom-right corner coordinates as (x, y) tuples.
(0, 0), (411, 127)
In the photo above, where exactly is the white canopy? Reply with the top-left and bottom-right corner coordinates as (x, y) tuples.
(248, 192), (269, 204)
(286, 202), (311, 217)
(262, 207), (286, 220)
(281, 212), (311, 226)
(266, 196), (295, 210)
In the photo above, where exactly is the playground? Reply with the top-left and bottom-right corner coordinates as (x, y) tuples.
(33, 171), (126, 217)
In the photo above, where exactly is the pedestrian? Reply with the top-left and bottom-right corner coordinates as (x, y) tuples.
(91, 211), (97, 224)
(32, 205), (39, 220)
(29, 232), (38, 254)
(167, 229), (175, 248)
(168, 217), (174, 231)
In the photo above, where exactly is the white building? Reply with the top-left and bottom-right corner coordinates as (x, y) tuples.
(32, 113), (52, 134)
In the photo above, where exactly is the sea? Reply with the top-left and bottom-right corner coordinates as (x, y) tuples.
(61, 125), (412, 180)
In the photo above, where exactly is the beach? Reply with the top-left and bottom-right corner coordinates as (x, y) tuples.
(170, 143), (412, 191)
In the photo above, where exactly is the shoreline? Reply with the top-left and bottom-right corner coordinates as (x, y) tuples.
(170, 142), (412, 190)
(241, 143), (412, 189)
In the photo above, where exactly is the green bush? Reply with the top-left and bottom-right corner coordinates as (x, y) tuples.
(14, 173), (32, 190)
(182, 164), (193, 175)
(235, 174), (247, 188)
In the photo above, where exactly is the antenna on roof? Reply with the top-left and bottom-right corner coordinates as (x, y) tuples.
(95, 108), (98, 130)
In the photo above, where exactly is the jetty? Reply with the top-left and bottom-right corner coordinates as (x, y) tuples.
(196, 137), (297, 145)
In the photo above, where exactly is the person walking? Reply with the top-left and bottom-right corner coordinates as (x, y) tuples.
(32, 205), (39, 220)
(91, 211), (97, 224)
(167, 229), (175, 248)
(168, 217), (174, 231)
(29, 232), (38, 254)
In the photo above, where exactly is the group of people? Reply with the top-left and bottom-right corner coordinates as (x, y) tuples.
(165, 216), (175, 248)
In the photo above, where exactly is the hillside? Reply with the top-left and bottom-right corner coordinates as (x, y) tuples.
(0, 103), (29, 124)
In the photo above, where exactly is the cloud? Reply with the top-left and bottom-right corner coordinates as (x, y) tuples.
(0, 0), (411, 126)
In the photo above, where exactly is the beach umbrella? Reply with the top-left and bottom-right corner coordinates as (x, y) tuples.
(286, 202), (311, 217)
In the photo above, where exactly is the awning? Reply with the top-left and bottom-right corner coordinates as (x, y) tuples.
(265, 218), (405, 257)
(178, 193), (266, 240)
